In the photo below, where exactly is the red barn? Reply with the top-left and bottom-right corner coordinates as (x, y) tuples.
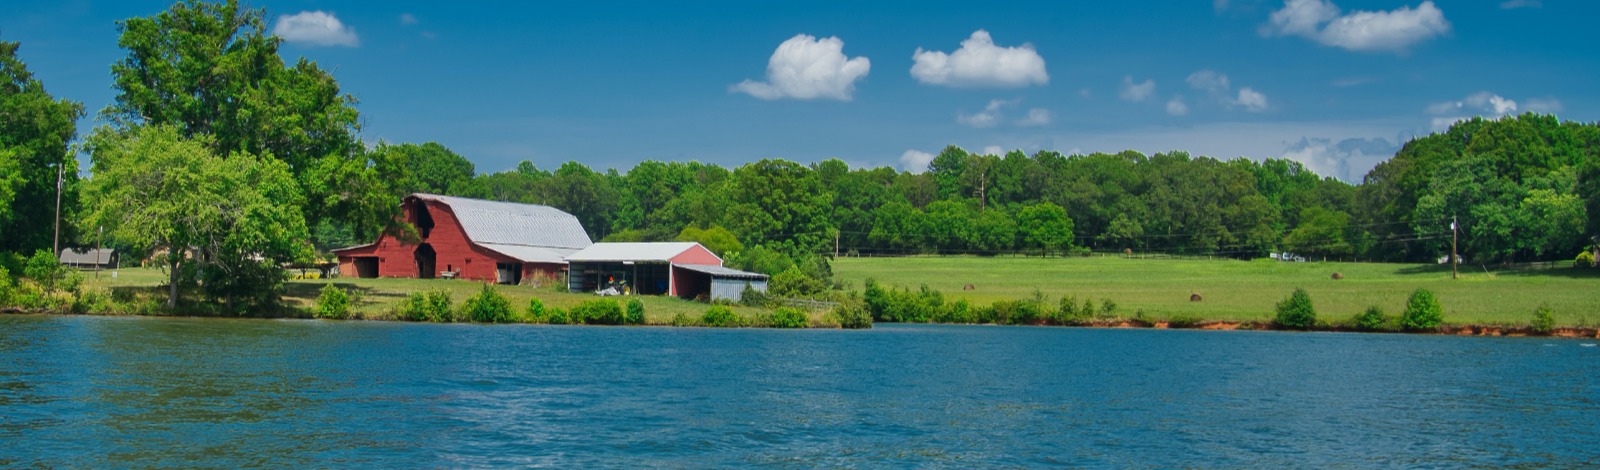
(332, 194), (593, 284)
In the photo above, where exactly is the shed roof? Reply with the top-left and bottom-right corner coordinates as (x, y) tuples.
(674, 264), (769, 280)
(564, 242), (704, 263)
(412, 193), (593, 250)
(477, 243), (581, 264)
(59, 248), (115, 265)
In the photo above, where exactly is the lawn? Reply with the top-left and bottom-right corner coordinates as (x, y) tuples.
(833, 255), (1600, 327)
(81, 268), (799, 325)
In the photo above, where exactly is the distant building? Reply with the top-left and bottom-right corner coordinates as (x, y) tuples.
(565, 242), (768, 302)
(59, 248), (116, 269)
(332, 193), (593, 284)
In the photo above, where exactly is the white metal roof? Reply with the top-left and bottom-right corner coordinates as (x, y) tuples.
(413, 193), (593, 250)
(477, 243), (580, 264)
(59, 248), (115, 265)
(564, 242), (703, 262)
(674, 263), (768, 280)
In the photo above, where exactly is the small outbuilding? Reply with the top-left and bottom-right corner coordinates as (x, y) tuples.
(564, 242), (768, 302)
(333, 193), (593, 284)
(59, 248), (116, 269)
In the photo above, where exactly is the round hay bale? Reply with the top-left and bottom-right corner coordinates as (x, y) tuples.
(962, 284), (976, 291)
(1331, 272), (1344, 280)
(1189, 293), (1203, 302)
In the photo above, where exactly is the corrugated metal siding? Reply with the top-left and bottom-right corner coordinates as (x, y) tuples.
(414, 194), (592, 249)
(711, 278), (767, 302)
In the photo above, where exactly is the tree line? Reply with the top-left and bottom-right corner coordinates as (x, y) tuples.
(2, 0), (1597, 312)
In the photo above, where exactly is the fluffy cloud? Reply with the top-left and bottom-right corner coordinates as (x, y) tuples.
(910, 30), (1048, 88)
(731, 34), (871, 101)
(1236, 87), (1269, 112)
(1281, 137), (1399, 182)
(1166, 97), (1189, 116)
(1119, 76), (1156, 102)
(900, 149), (935, 172)
(400, 13), (418, 25)
(1262, 0), (1450, 53)
(1500, 0), (1541, 9)
(1525, 97), (1564, 113)
(1424, 91), (1541, 130)
(274, 11), (359, 47)
(1017, 108), (1053, 127)
(957, 99), (1013, 128)
(1186, 70), (1231, 93)
(981, 145), (1007, 157)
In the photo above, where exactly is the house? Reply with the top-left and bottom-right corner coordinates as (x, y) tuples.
(332, 193), (593, 284)
(59, 248), (116, 269)
(564, 242), (769, 302)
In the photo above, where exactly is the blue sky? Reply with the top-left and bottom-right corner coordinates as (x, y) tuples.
(3, 0), (1596, 181)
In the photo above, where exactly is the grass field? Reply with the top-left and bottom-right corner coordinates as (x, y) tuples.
(833, 255), (1600, 327)
(81, 268), (799, 325)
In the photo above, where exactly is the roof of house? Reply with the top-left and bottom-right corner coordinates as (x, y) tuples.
(59, 248), (115, 265)
(564, 242), (705, 263)
(477, 243), (582, 264)
(412, 193), (593, 251)
(674, 263), (769, 280)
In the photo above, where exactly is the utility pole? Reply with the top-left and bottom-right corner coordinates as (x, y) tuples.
(1451, 216), (1459, 280)
(95, 226), (103, 279)
(834, 230), (840, 258)
(53, 163), (62, 257)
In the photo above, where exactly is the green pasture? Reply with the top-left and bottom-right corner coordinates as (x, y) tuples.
(833, 255), (1600, 327)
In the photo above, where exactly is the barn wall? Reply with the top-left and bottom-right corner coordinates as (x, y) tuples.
(711, 278), (766, 302)
(338, 199), (514, 282)
(669, 244), (723, 266)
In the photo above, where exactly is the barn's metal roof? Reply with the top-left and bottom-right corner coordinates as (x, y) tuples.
(674, 263), (768, 280)
(412, 193), (593, 251)
(477, 243), (580, 264)
(59, 248), (115, 265)
(564, 242), (702, 262)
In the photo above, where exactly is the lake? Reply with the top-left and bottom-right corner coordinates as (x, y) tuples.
(1, 315), (1596, 467)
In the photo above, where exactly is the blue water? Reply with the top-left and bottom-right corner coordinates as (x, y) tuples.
(1, 316), (1596, 467)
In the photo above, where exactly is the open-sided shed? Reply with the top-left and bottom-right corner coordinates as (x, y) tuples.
(564, 242), (768, 301)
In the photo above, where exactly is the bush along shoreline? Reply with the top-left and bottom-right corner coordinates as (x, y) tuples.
(858, 279), (1600, 338)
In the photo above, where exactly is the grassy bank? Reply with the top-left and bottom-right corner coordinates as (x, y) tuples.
(833, 255), (1600, 328)
(76, 268), (844, 327)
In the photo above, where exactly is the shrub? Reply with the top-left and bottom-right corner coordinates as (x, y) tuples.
(315, 283), (351, 319)
(398, 290), (455, 322)
(701, 305), (744, 327)
(771, 307), (808, 328)
(24, 249), (59, 291)
(1532, 304), (1555, 335)
(1274, 288), (1316, 330)
(1400, 288), (1443, 332)
(0, 265), (13, 307)
(770, 266), (826, 299)
(671, 311), (698, 327)
(546, 308), (571, 325)
(739, 283), (771, 307)
(1100, 298), (1118, 318)
(461, 284), (514, 323)
(625, 298), (646, 325)
(573, 299), (625, 325)
(525, 298), (548, 323)
(1353, 306), (1388, 331)
(830, 297), (873, 329)
(1577, 250), (1596, 268)
(1167, 315), (1203, 328)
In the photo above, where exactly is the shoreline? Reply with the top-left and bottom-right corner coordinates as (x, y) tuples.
(7, 309), (1599, 338)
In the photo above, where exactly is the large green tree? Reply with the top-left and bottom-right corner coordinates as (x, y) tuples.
(106, 0), (378, 245)
(0, 38), (85, 254)
(84, 125), (311, 309)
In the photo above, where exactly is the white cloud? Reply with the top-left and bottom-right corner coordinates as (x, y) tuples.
(1235, 87), (1269, 112)
(1424, 91), (1541, 131)
(1525, 98), (1564, 113)
(731, 34), (871, 101)
(1119, 76), (1156, 102)
(1167, 96), (1190, 116)
(1186, 70), (1231, 93)
(400, 13), (418, 25)
(899, 149), (935, 172)
(1500, 0), (1541, 9)
(1262, 0), (1450, 53)
(274, 11), (359, 47)
(958, 99), (1014, 128)
(981, 145), (1006, 156)
(910, 30), (1048, 88)
(1017, 108), (1053, 127)
(1281, 137), (1399, 182)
